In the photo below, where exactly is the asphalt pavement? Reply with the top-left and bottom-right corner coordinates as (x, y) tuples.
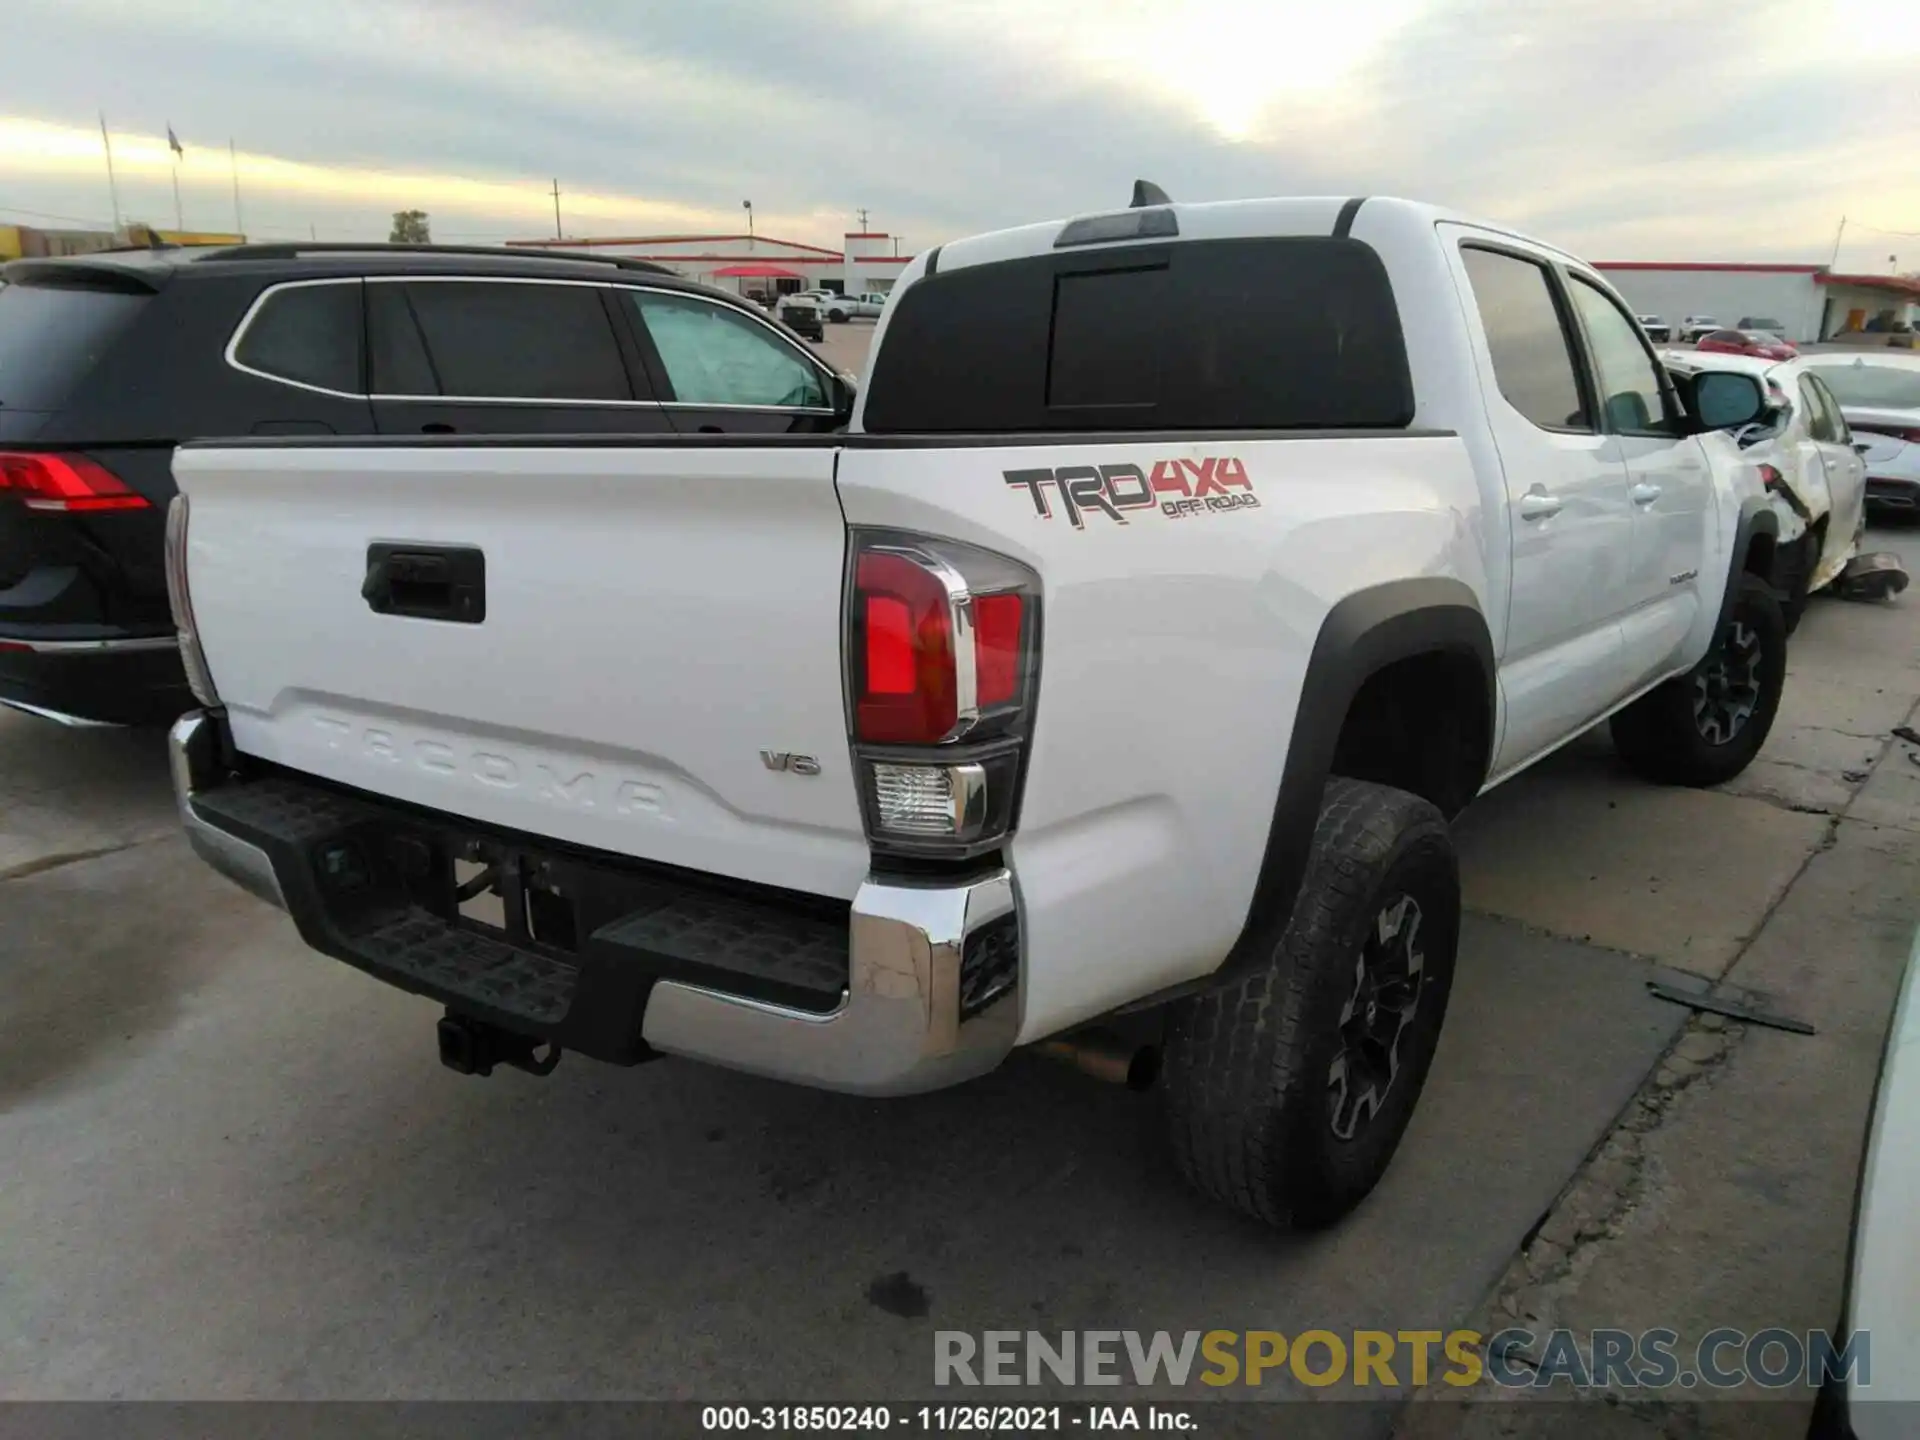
(3, 487), (1917, 1435)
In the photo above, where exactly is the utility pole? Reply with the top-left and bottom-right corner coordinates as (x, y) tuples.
(230, 139), (245, 236)
(856, 207), (869, 231)
(743, 200), (754, 241)
(1829, 215), (1847, 270)
(551, 178), (563, 239)
(99, 112), (122, 233)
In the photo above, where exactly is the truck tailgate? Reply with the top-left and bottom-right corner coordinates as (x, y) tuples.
(171, 441), (868, 900)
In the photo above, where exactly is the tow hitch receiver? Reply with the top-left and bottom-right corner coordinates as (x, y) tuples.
(436, 1010), (564, 1078)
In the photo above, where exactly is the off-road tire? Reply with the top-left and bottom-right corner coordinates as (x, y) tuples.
(1159, 777), (1460, 1230)
(1611, 573), (1786, 787)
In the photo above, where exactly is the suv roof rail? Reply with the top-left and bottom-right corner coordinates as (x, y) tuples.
(199, 242), (676, 275)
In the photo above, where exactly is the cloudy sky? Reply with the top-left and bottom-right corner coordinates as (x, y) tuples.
(3, 0), (1918, 268)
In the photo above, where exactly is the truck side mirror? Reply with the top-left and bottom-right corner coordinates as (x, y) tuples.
(1691, 371), (1766, 432)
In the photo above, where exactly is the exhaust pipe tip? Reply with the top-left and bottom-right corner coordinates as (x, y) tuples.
(1036, 1029), (1160, 1091)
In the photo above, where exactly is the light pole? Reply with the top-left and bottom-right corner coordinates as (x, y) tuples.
(743, 199), (754, 243)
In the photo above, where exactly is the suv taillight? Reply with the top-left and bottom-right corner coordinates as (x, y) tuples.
(164, 495), (222, 708)
(0, 451), (150, 512)
(847, 530), (1040, 859)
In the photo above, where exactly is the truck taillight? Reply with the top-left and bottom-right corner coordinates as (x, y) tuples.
(0, 451), (150, 512)
(847, 531), (1040, 859)
(164, 495), (222, 708)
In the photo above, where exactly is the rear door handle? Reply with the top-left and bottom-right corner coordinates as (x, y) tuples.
(1631, 482), (1663, 505)
(363, 543), (486, 624)
(1519, 490), (1563, 521)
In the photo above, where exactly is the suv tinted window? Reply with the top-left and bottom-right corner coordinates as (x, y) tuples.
(367, 283), (439, 395)
(233, 281), (362, 393)
(861, 237), (1413, 433)
(1568, 276), (1676, 436)
(1459, 247), (1589, 431)
(393, 281), (632, 401)
(0, 278), (149, 411)
(626, 293), (828, 408)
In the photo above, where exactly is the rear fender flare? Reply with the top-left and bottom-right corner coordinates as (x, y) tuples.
(1215, 576), (1494, 986)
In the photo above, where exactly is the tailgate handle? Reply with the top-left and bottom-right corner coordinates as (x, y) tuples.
(363, 544), (486, 624)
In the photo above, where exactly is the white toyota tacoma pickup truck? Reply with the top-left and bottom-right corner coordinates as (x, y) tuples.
(165, 191), (1789, 1230)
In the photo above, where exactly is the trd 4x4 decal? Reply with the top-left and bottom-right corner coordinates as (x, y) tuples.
(1004, 458), (1257, 528)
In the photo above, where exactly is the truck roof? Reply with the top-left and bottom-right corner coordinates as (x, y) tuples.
(930, 195), (1585, 277)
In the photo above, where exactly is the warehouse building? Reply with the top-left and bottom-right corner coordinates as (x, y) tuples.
(503, 230), (912, 302)
(1594, 261), (1920, 343)
(1, 222), (246, 259)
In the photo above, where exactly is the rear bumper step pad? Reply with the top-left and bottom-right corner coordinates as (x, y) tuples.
(171, 711), (1023, 1096)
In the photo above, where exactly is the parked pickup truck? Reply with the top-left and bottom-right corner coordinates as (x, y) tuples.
(166, 191), (1788, 1230)
(823, 290), (888, 322)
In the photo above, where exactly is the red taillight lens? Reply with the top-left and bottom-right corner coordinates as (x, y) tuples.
(974, 593), (1024, 707)
(852, 547), (1035, 745)
(1757, 463), (1786, 492)
(855, 549), (960, 744)
(0, 451), (150, 513)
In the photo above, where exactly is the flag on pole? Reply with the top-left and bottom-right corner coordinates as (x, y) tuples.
(167, 124), (184, 159)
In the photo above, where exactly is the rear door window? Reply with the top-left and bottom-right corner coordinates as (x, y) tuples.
(1459, 247), (1590, 431)
(0, 278), (150, 412)
(861, 236), (1414, 433)
(232, 280), (363, 394)
(386, 281), (634, 401)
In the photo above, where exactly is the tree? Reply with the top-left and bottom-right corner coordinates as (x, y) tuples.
(389, 210), (431, 244)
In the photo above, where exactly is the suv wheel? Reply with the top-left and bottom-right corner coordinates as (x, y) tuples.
(827, 309), (848, 324)
(1159, 778), (1460, 1230)
(1611, 573), (1787, 786)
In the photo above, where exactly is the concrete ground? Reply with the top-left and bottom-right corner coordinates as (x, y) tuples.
(2, 518), (1916, 1434)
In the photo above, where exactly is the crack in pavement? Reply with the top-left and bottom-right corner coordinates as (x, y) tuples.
(0, 834), (172, 884)
(1396, 704), (1920, 1435)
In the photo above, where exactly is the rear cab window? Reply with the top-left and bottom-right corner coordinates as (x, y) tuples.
(0, 274), (151, 413)
(859, 237), (1414, 433)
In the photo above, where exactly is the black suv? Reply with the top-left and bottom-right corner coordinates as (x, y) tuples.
(0, 243), (856, 726)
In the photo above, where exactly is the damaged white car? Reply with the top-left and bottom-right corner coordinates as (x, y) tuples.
(1665, 351), (1869, 632)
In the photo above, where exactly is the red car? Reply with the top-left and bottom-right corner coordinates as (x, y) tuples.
(1696, 328), (1799, 360)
